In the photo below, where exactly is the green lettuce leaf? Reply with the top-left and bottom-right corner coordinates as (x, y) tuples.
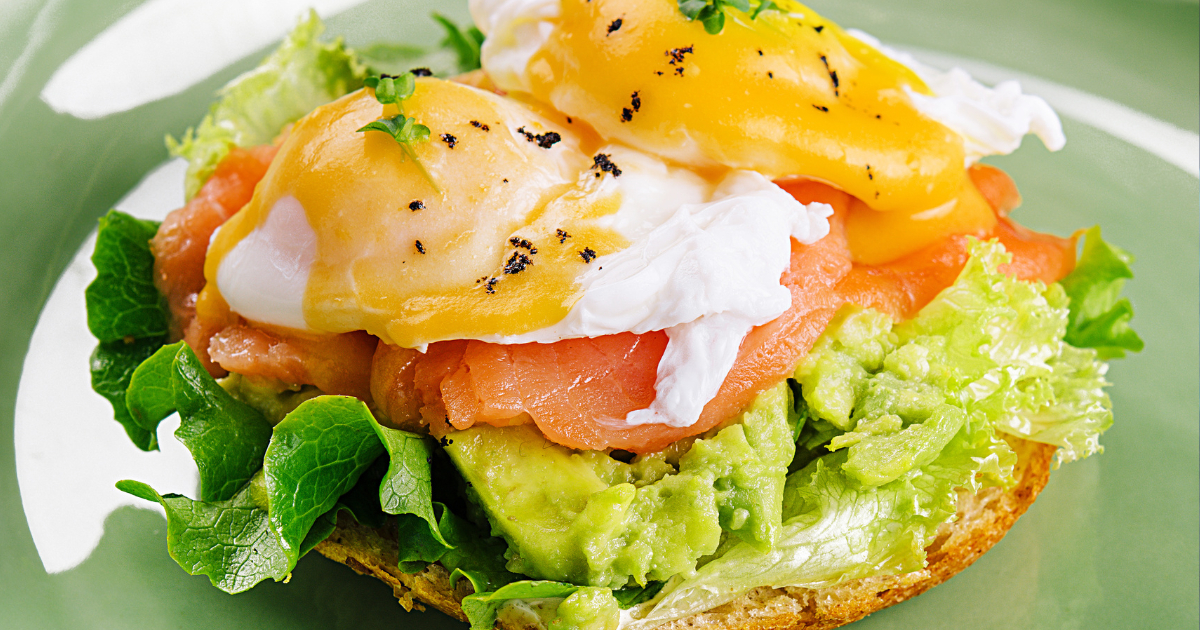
(613, 582), (665, 609)
(167, 11), (366, 199)
(436, 504), (518, 592)
(1059, 226), (1144, 358)
(117, 479), (291, 594)
(262, 396), (384, 565)
(369, 419), (450, 554)
(124, 341), (184, 433)
(125, 342), (273, 502)
(90, 336), (167, 451)
(118, 395), (390, 592)
(463, 581), (619, 630)
(85, 210), (169, 342)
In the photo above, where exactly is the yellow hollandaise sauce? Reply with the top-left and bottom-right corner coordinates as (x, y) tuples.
(524, 0), (995, 262)
(205, 79), (627, 347)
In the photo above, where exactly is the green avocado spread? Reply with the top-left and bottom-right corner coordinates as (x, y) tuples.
(444, 382), (797, 588)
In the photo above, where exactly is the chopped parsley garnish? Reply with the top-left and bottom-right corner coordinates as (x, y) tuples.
(677, 0), (778, 35)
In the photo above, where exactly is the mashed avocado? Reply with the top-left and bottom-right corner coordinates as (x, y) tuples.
(444, 383), (796, 588)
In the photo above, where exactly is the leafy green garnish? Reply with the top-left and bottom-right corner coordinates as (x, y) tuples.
(677, 0), (778, 34)
(357, 71), (437, 188)
(167, 11), (366, 199)
(263, 396), (385, 565)
(85, 210), (169, 342)
(357, 113), (431, 146)
(90, 336), (167, 451)
(364, 73), (415, 103)
(1060, 226), (1144, 358)
(431, 13), (485, 74)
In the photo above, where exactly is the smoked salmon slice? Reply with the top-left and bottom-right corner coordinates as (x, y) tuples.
(152, 145), (277, 375)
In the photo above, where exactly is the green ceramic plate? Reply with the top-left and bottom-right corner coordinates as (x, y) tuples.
(2, 1), (1196, 628)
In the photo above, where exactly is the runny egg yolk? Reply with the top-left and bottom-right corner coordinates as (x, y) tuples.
(522, 0), (995, 264)
(205, 79), (630, 348)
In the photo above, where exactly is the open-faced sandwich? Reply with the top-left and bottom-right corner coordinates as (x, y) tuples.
(84, 1), (1144, 628)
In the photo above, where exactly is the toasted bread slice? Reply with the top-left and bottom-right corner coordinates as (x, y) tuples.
(314, 438), (1055, 629)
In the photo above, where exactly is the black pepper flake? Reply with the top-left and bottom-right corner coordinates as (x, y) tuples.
(607, 18), (623, 34)
(517, 126), (562, 149)
(502, 178), (509, 183)
(415, 240), (426, 254)
(410, 67), (433, 77)
(622, 91), (641, 123)
(592, 153), (622, 178)
(439, 436), (454, 447)
(566, 116), (573, 124)
(819, 55), (840, 96)
(503, 251), (534, 275)
(768, 71), (774, 79)
(813, 25), (824, 33)
(470, 120), (490, 132)
(509, 237), (538, 254)
(674, 67), (685, 76)
(579, 247), (597, 263)
(485, 277), (499, 294)
(667, 45), (694, 64)
(757, 49), (763, 56)
(556, 229), (571, 243)
(866, 165), (874, 181)
(655, 71), (664, 76)
(813, 104), (829, 112)
(441, 133), (457, 148)
(409, 200), (425, 211)
(875, 114), (882, 120)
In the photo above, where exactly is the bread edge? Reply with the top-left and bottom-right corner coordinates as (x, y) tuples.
(313, 437), (1055, 630)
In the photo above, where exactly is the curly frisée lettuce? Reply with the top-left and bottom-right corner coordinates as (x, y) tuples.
(622, 239), (1134, 628)
(166, 11), (366, 200)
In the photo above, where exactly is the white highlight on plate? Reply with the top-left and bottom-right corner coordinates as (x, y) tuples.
(39, 0), (368, 120)
(13, 158), (196, 574)
(0, 0), (63, 120)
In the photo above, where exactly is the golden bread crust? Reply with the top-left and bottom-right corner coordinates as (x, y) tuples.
(314, 438), (1055, 629)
